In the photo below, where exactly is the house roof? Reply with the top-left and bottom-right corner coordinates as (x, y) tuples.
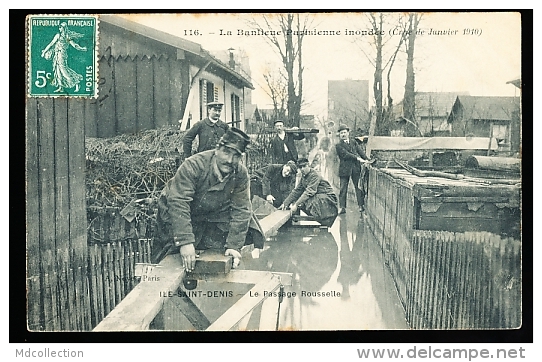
(414, 92), (469, 118)
(99, 15), (254, 89)
(506, 76), (521, 89)
(452, 96), (520, 121)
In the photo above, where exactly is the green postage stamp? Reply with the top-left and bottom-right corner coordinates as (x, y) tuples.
(27, 15), (98, 97)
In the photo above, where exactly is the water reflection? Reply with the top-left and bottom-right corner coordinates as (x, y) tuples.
(337, 215), (363, 300)
(244, 214), (408, 330)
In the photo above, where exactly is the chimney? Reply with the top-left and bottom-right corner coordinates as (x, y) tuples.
(228, 48), (235, 70)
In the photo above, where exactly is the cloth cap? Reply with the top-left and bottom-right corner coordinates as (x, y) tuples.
(207, 101), (224, 108)
(338, 124), (350, 133)
(285, 160), (298, 174)
(273, 119), (286, 125)
(219, 127), (250, 154)
(297, 158), (310, 167)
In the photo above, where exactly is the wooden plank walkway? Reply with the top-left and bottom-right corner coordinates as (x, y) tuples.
(93, 209), (293, 331)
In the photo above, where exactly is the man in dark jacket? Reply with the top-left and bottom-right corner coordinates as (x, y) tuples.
(335, 124), (373, 214)
(251, 161), (298, 208)
(156, 128), (265, 271)
(270, 120), (305, 164)
(280, 158), (338, 227)
(182, 101), (229, 157)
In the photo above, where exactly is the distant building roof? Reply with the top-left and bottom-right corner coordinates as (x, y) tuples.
(99, 15), (254, 89)
(415, 92), (469, 118)
(506, 76), (521, 89)
(451, 96), (520, 122)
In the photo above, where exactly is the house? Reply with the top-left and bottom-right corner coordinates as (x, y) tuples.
(87, 15), (254, 137)
(447, 96), (520, 153)
(328, 79), (370, 133)
(391, 92), (468, 136)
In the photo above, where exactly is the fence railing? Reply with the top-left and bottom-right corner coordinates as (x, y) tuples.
(406, 230), (521, 329)
(365, 167), (521, 329)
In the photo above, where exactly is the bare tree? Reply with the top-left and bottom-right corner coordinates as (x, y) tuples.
(354, 13), (408, 136)
(262, 65), (288, 120)
(249, 14), (310, 127)
(403, 13), (422, 124)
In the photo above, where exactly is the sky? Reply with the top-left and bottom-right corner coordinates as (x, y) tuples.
(118, 12), (521, 120)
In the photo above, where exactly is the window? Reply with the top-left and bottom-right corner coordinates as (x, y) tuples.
(199, 79), (216, 119)
(492, 124), (508, 144)
(231, 94), (241, 128)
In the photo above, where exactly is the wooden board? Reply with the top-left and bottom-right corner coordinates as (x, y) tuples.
(115, 56), (138, 134)
(258, 210), (292, 238)
(191, 251), (232, 275)
(206, 272), (281, 331)
(93, 254), (185, 331)
(26, 98), (42, 331)
(136, 56), (154, 131)
(365, 136), (498, 152)
(96, 56), (117, 137)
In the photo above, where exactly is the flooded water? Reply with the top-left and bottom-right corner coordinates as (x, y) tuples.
(242, 210), (409, 330)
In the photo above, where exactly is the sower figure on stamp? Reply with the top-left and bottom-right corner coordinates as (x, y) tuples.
(182, 101), (229, 158)
(154, 128), (265, 271)
(250, 161), (298, 209)
(270, 120), (305, 164)
(41, 22), (87, 93)
(335, 124), (374, 214)
(280, 158), (338, 227)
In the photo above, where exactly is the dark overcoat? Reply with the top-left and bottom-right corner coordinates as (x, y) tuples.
(252, 164), (296, 207)
(270, 132), (305, 164)
(182, 118), (229, 157)
(335, 138), (368, 177)
(155, 150), (264, 261)
(283, 169), (338, 226)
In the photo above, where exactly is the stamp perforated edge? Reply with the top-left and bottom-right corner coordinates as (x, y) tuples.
(26, 14), (100, 98)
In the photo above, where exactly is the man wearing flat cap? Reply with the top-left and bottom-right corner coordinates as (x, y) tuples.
(182, 101), (229, 157)
(280, 158), (338, 227)
(155, 127), (265, 271)
(335, 124), (373, 214)
(270, 119), (305, 164)
(250, 160), (298, 208)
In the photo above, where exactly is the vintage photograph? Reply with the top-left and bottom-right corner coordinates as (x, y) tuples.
(25, 12), (522, 332)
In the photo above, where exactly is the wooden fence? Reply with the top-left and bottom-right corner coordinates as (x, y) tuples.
(27, 97), (89, 331)
(87, 239), (153, 329)
(407, 230), (521, 329)
(365, 167), (522, 329)
(85, 55), (188, 138)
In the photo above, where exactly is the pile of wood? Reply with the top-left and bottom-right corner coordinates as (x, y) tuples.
(85, 126), (185, 208)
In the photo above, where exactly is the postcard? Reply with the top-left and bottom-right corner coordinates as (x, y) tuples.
(25, 12), (523, 333)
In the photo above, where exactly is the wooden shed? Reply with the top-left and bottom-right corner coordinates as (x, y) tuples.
(447, 96), (521, 154)
(86, 15), (253, 138)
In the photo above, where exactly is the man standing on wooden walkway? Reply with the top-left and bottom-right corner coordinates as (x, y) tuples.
(156, 128), (265, 270)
